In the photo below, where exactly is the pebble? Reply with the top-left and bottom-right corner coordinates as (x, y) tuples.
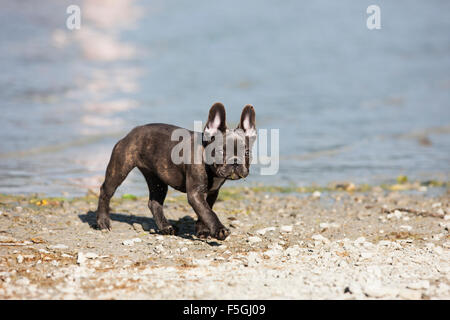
(407, 280), (430, 290)
(319, 222), (340, 229)
(433, 246), (444, 255)
(360, 252), (374, 259)
(285, 246), (300, 257)
(49, 244), (68, 250)
(84, 252), (99, 259)
(399, 289), (422, 300)
(15, 206), (23, 213)
(256, 227), (276, 235)
(77, 253), (87, 265)
(399, 225), (412, 232)
(354, 237), (366, 245)
(248, 236), (262, 243)
(16, 277), (30, 286)
(17, 255), (24, 264)
(363, 282), (396, 298)
(311, 234), (330, 244)
(122, 238), (142, 246)
(280, 225), (293, 233)
(194, 259), (210, 266)
(312, 191), (321, 198)
(132, 223), (144, 232)
(246, 252), (261, 266)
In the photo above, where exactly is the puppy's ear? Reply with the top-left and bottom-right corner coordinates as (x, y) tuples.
(238, 104), (256, 137)
(204, 102), (227, 137)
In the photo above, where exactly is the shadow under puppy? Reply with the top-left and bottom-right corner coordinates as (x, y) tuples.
(96, 103), (256, 240)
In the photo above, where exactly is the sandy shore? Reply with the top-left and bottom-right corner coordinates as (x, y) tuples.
(0, 183), (449, 299)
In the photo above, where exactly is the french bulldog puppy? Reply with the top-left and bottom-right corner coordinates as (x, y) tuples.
(96, 103), (256, 240)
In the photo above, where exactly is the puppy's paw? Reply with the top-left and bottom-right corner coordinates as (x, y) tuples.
(96, 215), (111, 231)
(160, 225), (177, 235)
(195, 221), (210, 239)
(196, 229), (210, 239)
(213, 226), (230, 241)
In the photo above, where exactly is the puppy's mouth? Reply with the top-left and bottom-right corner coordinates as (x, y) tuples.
(227, 172), (245, 180)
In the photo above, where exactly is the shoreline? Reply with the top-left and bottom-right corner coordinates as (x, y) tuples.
(0, 182), (449, 299)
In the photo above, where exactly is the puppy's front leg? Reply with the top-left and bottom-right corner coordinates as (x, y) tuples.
(187, 189), (230, 240)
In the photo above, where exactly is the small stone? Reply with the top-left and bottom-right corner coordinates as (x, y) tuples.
(311, 234), (330, 244)
(49, 244), (68, 250)
(354, 237), (366, 245)
(399, 289), (421, 300)
(84, 252), (98, 259)
(181, 247), (188, 253)
(400, 225), (412, 232)
(17, 255), (24, 264)
(246, 252), (261, 266)
(363, 282), (393, 298)
(431, 202), (442, 208)
(248, 236), (262, 243)
(407, 280), (430, 290)
(280, 225), (293, 233)
(436, 208), (445, 217)
(312, 191), (321, 198)
(194, 259), (210, 266)
(434, 246), (444, 255)
(256, 227), (276, 235)
(132, 223), (144, 232)
(320, 222), (340, 229)
(360, 252), (373, 259)
(16, 277), (30, 286)
(122, 238), (142, 246)
(393, 210), (403, 219)
(77, 252), (86, 265)
(15, 206), (23, 213)
(444, 215), (450, 221)
(285, 246), (300, 257)
(122, 239), (135, 246)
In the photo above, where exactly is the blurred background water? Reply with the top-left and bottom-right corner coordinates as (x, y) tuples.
(0, 0), (449, 197)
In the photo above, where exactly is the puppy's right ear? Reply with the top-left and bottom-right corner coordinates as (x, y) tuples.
(204, 102), (227, 137)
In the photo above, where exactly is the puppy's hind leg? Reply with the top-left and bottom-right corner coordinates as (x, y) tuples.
(96, 141), (135, 230)
(141, 170), (175, 235)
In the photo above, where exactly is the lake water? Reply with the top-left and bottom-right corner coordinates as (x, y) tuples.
(0, 0), (449, 196)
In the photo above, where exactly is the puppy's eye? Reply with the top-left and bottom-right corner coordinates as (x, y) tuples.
(245, 150), (250, 157)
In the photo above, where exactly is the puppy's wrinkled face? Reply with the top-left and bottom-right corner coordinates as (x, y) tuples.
(204, 103), (256, 180)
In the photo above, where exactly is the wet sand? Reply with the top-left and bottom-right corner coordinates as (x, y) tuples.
(0, 184), (449, 299)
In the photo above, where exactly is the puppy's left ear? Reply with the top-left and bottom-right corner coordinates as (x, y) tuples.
(238, 104), (256, 137)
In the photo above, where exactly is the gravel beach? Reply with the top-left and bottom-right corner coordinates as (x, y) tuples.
(0, 184), (449, 299)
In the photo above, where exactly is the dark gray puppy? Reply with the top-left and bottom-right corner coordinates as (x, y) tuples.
(96, 103), (256, 240)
